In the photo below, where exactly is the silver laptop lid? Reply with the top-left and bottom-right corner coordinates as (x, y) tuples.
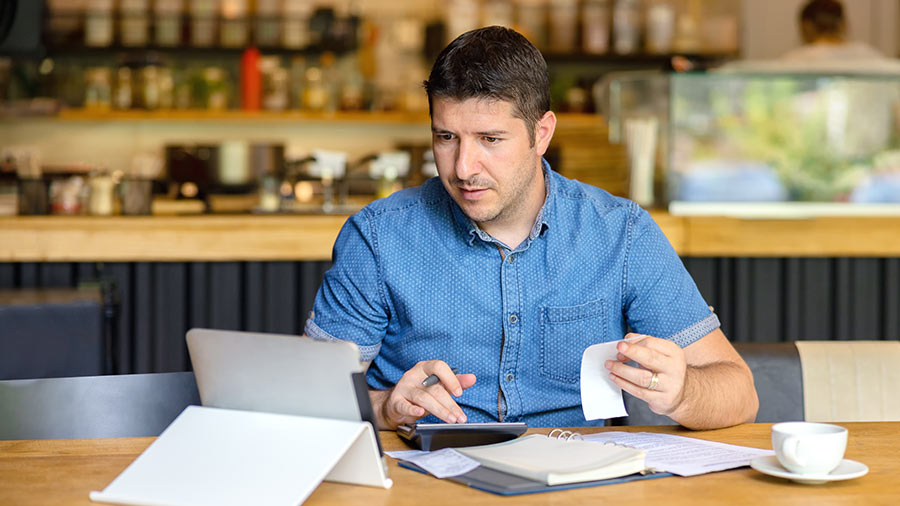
(186, 328), (364, 422)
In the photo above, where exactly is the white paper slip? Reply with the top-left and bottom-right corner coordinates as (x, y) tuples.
(397, 448), (481, 479)
(580, 341), (629, 420)
(583, 431), (774, 476)
(385, 450), (429, 460)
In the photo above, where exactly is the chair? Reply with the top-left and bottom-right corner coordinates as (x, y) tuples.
(0, 372), (200, 440)
(617, 340), (900, 425)
(0, 288), (109, 379)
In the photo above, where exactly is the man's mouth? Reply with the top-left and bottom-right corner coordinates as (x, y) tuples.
(458, 187), (489, 200)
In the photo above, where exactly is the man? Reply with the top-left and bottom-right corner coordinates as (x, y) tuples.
(781, 0), (887, 62)
(306, 26), (758, 431)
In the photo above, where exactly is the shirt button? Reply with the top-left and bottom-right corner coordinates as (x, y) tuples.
(505, 373), (514, 382)
(507, 255), (515, 264)
(508, 313), (518, 324)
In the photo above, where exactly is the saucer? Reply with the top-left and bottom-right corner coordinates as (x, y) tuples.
(750, 455), (868, 484)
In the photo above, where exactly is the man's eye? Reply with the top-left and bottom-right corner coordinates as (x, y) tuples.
(483, 136), (500, 144)
(436, 133), (454, 141)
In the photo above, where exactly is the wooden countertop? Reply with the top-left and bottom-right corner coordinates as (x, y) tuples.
(0, 422), (896, 506)
(2, 212), (900, 261)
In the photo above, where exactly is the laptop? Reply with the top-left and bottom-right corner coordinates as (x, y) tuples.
(185, 328), (383, 453)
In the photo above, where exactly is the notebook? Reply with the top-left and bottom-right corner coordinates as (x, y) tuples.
(456, 433), (647, 486)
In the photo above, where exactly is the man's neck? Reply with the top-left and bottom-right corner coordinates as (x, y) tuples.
(479, 168), (547, 251)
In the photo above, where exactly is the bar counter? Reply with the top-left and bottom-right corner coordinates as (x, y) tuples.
(2, 212), (900, 261)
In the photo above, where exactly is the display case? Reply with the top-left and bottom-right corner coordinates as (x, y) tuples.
(602, 71), (900, 216)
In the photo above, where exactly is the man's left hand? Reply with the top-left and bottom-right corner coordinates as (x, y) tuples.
(604, 333), (687, 416)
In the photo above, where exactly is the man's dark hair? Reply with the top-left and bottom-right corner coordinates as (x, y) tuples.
(800, 0), (845, 37)
(424, 26), (550, 146)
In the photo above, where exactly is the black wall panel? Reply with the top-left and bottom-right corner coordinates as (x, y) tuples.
(0, 258), (897, 375)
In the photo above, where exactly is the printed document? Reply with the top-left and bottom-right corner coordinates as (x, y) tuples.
(583, 431), (774, 476)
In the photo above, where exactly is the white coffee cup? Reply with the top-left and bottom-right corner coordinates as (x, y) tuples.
(772, 422), (848, 475)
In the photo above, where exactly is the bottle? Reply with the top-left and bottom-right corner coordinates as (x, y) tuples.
(241, 47), (261, 110)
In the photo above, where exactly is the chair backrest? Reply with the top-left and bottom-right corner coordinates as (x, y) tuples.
(0, 288), (105, 380)
(616, 342), (805, 426)
(0, 372), (200, 440)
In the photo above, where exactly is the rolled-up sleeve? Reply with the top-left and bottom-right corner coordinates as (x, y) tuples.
(305, 210), (388, 361)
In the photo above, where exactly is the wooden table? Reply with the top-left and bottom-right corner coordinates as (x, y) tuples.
(0, 422), (896, 505)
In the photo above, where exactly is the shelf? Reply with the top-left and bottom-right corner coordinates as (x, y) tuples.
(544, 52), (738, 65)
(45, 109), (606, 127)
(3, 212), (900, 262)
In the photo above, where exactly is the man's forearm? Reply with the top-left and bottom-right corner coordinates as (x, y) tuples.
(668, 361), (759, 430)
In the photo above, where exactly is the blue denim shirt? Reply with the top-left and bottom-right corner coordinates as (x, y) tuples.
(305, 162), (719, 427)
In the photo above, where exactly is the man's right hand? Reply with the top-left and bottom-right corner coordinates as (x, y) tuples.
(369, 360), (477, 429)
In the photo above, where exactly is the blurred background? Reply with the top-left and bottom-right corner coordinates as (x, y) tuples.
(1, 0), (898, 379)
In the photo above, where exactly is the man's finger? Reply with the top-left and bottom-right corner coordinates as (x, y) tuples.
(422, 361), (464, 396)
(409, 387), (466, 423)
(606, 360), (656, 390)
(616, 340), (667, 370)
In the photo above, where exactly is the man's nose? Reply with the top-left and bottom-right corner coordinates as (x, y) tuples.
(454, 138), (480, 180)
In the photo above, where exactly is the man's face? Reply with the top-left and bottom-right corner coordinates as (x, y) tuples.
(431, 97), (548, 229)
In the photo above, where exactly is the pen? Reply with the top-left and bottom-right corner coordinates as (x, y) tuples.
(422, 368), (459, 387)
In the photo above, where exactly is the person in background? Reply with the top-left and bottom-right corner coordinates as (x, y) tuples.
(305, 26), (758, 431)
(780, 0), (887, 62)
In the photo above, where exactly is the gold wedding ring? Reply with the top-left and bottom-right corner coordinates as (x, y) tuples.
(648, 372), (660, 390)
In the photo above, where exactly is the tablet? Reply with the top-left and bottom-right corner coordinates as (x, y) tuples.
(397, 422), (528, 450)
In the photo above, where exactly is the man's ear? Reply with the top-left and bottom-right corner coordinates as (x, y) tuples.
(534, 110), (557, 156)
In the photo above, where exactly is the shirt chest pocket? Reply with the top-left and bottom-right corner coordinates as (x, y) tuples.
(539, 298), (607, 383)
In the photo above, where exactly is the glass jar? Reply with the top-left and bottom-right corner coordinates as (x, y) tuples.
(515, 0), (547, 50)
(612, 0), (641, 55)
(203, 67), (229, 110)
(155, 0), (183, 47)
(220, 0), (249, 48)
(582, 0), (611, 54)
(445, 0), (480, 43)
(88, 171), (116, 216)
(260, 57), (289, 111)
(120, 0), (150, 47)
(84, 67), (112, 110)
(191, 0), (218, 47)
(139, 65), (161, 110)
(282, 0), (311, 49)
(482, 0), (513, 27)
(114, 67), (133, 110)
(645, 0), (675, 54)
(549, 0), (578, 53)
(255, 0), (281, 47)
(84, 0), (114, 47)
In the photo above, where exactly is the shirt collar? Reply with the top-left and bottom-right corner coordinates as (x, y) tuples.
(452, 158), (553, 249)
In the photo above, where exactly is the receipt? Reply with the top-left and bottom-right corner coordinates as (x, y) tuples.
(580, 340), (629, 420)
(391, 448), (480, 478)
